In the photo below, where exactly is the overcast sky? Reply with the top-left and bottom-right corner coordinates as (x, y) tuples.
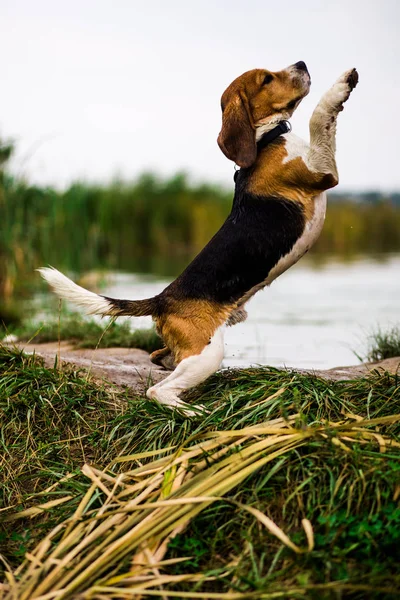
(1, 0), (399, 191)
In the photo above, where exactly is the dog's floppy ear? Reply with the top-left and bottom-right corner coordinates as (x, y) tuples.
(217, 90), (256, 168)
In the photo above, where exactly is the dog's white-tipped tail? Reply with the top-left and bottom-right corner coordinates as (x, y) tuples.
(37, 267), (113, 315)
(37, 267), (156, 317)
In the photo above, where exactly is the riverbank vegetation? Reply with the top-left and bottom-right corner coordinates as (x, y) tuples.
(1, 134), (400, 306)
(1, 344), (399, 598)
(7, 311), (163, 353)
(365, 326), (400, 362)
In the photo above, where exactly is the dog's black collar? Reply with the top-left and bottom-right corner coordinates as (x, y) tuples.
(256, 120), (291, 150)
(234, 120), (291, 182)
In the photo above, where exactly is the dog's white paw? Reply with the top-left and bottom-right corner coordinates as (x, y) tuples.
(336, 68), (359, 90)
(176, 402), (209, 418)
(147, 386), (207, 418)
(325, 68), (359, 112)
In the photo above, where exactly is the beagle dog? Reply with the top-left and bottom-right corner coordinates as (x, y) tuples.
(39, 61), (358, 416)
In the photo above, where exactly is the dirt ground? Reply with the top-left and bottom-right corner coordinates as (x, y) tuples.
(15, 341), (166, 393)
(13, 341), (400, 395)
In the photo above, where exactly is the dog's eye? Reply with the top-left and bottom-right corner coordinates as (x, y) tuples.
(262, 74), (273, 85)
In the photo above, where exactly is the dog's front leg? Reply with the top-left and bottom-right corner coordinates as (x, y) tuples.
(308, 68), (358, 184)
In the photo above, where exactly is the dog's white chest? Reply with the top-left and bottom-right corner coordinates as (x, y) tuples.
(282, 132), (316, 170)
(266, 192), (327, 284)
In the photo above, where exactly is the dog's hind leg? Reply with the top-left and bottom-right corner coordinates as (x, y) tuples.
(150, 346), (175, 370)
(146, 327), (224, 416)
(308, 68), (358, 182)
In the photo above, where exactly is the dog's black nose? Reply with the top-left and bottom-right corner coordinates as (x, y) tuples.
(294, 61), (308, 72)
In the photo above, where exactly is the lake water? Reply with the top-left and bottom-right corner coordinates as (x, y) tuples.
(99, 254), (400, 370)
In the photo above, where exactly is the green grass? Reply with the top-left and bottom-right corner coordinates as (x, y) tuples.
(5, 311), (163, 353)
(366, 326), (400, 362)
(1, 345), (400, 598)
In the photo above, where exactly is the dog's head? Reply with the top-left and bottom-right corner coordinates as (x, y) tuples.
(217, 61), (311, 168)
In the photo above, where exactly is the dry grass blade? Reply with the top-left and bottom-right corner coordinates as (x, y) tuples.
(301, 519), (314, 552)
(2, 497), (73, 522)
(233, 503), (305, 554)
(2, 412), (398, 600)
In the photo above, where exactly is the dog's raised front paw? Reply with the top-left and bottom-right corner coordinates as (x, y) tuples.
(345, 68), (359, 90)
(330, 68), (359, 111)
(227, 307), (248, 326)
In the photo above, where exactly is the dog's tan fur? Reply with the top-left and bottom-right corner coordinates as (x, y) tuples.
(154, 299), (233, 364)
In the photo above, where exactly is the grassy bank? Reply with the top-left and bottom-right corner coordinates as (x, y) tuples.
(1, 345), (400, 598)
